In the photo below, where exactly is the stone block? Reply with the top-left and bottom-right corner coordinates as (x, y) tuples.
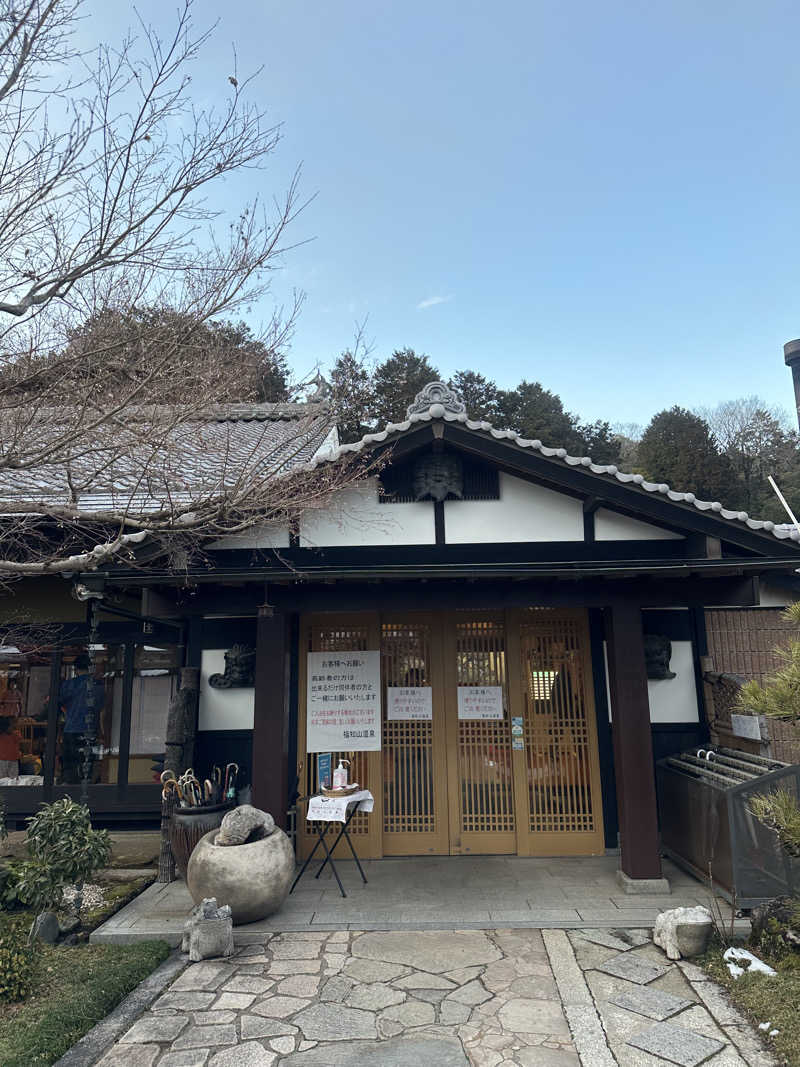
(98, 1045), (161, 1067)
(616, 869), (671, 895)
(596, 951), (670, 985)
(171, 1024), (238, 1050)
(120, 1014), (188, 1043)
(209, 1043), (277, 1066)
(292, 1002), (378, 1041)
(611, 986), (694, 1021)
(626, 1022), (725, 1066)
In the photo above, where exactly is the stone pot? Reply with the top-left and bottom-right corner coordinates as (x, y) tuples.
(186, 825), (295, 924)
(169, 803), (234, 879)
(674, 918), (713, 958)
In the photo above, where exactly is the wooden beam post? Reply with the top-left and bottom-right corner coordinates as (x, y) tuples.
(605, 601), (667, 888)
(252, 603), (290, 828)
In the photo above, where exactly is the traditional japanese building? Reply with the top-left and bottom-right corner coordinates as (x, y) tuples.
(3, 381), (800, 891)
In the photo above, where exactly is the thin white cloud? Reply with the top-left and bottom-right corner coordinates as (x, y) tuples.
(416, 294), (452, 310)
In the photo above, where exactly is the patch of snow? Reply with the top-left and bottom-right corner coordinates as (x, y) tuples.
(723, 947), (777, 978)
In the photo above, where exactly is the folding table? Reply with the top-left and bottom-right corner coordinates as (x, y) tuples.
(290, 789), (374, 898)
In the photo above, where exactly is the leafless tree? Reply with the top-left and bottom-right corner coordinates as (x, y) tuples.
(0, 0), (365, 587)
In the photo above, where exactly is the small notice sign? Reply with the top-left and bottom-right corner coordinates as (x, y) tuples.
(457, 685), (504, 720)
(387, 686), (433, 721)
(307, 650), (381, 753)
(317, 752), (332, 790)
(730, 713), (762, 741)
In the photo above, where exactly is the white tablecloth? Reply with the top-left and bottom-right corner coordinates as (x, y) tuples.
(306, 789), (374, 823)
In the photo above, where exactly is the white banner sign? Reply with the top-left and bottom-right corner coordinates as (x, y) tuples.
(457, 685), (504, 720)
(387, 686), (433, 721)
(306, 650), (381, 753)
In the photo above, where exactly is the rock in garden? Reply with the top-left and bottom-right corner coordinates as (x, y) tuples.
(216, 805), (275, 846)
(653, 906), (713, 960)
(750, 895), (800, 954)
(33, 910), (60, 943)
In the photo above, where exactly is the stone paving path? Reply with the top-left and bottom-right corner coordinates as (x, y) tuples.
(95, 928), (775, 1067)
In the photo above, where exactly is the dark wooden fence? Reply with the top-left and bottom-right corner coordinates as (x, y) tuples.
(704, 607), (800, 764)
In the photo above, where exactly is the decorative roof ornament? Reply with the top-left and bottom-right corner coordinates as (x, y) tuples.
(406, 381), (466, 419)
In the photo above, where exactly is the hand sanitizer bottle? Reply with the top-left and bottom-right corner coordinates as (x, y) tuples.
(332, 759), (350, 790)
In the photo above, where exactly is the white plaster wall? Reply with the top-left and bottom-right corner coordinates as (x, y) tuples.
(759, 583), (790, 607)
(299, 480), (435, 547)
(444, 473), (583, 543)
(602, 639), (698, 724)
(198, 649), (254, 730)
(207, 524), (290, 550)
(595, 508), (684, 541)
(647, 641), (699, 723)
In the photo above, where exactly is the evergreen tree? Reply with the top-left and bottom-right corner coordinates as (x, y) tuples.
(576, 419), (623, 465)
(638, 406), (736, 502)
(496, 380), (579, 448)
(702, 397), (800, 520)
(739, 602), (800, 857)
(330, 349), (376, 443)
(372, 348), (440, 425)
(449, 370), (501, 422)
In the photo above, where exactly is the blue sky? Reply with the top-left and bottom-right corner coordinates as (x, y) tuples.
(91, 1), (800, 427)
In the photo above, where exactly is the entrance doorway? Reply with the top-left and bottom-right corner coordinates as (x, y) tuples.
(296, 609), (605, 859)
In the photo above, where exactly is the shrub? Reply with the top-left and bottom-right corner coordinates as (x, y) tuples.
(0, 917), (36, 1001)
(14, 798), (111, 916)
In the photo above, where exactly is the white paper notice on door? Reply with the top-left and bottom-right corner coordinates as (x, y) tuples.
(306, 650), (381, 753)
(457, 685), (504, 720)
(387, 686), (433, 721)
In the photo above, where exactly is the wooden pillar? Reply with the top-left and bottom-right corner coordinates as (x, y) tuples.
(252, 604), (290, 828)
(605, 601), (664, 884)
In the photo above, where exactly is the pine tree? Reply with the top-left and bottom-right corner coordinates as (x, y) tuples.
(372, 348), (440, 425)
(449, 370), (501, 422)
(638, 407), (736, 502)
(330, 349), (376, 443)
(738, 603), (800, 856)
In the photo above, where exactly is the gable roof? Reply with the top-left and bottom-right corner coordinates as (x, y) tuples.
(306, 382), (800, 548)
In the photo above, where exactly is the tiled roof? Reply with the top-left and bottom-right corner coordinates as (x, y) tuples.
(305, 382), (800, 545)
(0, 402), (335, 508)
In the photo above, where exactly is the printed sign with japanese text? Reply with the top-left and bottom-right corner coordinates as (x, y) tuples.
(387, 686), (433, 721)
(457, 685), (504, 720)
(307, 650), (381, 752)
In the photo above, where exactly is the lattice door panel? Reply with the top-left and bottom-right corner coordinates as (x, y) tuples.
(447, 617), (516, 853)
(381, 619), (448, 854)
(515, 610), (604, 854)
(297, 616), (382, 859)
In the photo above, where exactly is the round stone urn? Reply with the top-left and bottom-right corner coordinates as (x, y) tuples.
(186, 825), (294, 924)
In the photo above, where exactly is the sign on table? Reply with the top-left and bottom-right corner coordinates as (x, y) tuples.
(307, 650), (381, 752)
(457, 685), (504, 720)
(387, 686), (433, 721)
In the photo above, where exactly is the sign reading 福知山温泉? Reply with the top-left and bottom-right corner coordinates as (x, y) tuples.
(307, 650), (382, 753)
(387, 686), (433, 721)
(457, 685), (504, 720)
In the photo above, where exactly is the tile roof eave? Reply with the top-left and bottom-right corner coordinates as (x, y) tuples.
(303, 407), (800, 547)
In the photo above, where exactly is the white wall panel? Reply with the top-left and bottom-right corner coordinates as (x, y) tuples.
(444, 473), (583, 543)
(595, 508), (683, 541)
(603, 639), (698, 724)
(299, 480), (435, 546)
(198, 649), (254, 730)
(758, 583), (790, 607)
(207, 525), (290, 550)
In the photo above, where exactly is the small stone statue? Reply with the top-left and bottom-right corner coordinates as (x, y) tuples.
(182, 897), (234, 961)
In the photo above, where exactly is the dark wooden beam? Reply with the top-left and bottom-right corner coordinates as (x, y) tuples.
(251, 603), (290, 828)
(115, 641), (136, 791)
(42, 648), (63, 799)
(604, 601), (662, 880)
(434, 501), (445, 545)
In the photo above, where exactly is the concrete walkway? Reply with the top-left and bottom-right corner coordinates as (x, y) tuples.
(93, 926), (775, 1067)
(92, 855), (744, 945)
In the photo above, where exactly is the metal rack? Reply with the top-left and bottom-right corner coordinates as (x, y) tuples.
(657, 747), (800, 908)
